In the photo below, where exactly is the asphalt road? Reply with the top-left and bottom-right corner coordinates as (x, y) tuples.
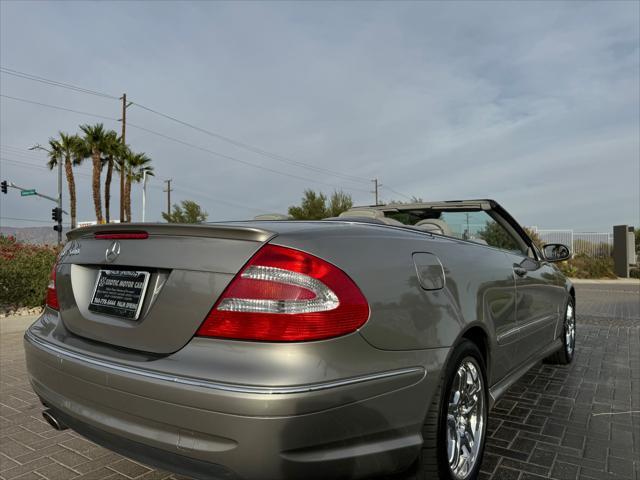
(0, 282), (638, 480)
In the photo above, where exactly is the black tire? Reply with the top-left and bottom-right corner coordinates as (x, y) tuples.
(402, 340), (488, 480)
(545, 299), (576, 365)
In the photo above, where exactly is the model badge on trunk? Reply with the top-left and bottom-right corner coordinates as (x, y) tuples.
(68, 240), (80, 256)
(105, 241), (121, 263)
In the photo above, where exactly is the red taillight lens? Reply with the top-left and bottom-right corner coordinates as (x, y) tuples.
(197, 245), (369, 341)
(46, 262), (59, 310)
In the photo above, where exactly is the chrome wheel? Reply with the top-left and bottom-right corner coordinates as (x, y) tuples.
(565, 303), (576, 356)
(446, 357), (485, 479)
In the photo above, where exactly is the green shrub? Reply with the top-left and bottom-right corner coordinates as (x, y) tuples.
(557, 253), (617, 279)
(0, 236), (60, 308)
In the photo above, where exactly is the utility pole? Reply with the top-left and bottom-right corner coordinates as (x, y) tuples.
(163, 179), (172, 218)
(57, 145), (62, 242)
(371, 178), (381, 206)
(142, 170), (148, 222)
(30, 144), (63, 244)
(119, 93), (132, 222)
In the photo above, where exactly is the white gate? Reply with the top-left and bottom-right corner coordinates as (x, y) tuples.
(532, 229), (613, 257)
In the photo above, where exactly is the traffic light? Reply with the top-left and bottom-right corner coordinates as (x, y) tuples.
(52, 207), (62, 232)
(1, 181), (7, 194)
(51, 207), (62, 222)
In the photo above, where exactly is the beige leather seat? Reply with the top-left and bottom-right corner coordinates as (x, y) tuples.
(414, 219), (452, 237)
(338, 208), (405, 226)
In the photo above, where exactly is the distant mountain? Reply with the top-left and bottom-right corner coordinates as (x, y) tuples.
(0, 226), (70, 245)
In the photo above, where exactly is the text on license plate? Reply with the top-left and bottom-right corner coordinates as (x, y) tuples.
(88, 270), (150, 320)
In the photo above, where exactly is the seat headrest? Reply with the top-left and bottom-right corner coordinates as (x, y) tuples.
(338, 208), (385, 219)
(334, 209), (405, 226)
(414, 219), (452, 237)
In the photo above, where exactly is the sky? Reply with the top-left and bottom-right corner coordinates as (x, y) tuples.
(0, 0), (638, 232)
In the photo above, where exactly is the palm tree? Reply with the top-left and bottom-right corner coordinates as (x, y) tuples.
(38, 133), (84, 229)
(101, 130), (122, 223)
(122, 150), (153, 222)
(79, 123), (109, 223)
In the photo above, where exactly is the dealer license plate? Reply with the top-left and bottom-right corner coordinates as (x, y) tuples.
(88, 270), (150, 320)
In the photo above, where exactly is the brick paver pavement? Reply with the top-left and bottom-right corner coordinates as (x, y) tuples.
(479, 282), (639, 480)
(1, 282), (638, 480)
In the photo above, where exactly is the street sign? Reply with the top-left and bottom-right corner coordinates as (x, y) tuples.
(20, 189), (37, 196)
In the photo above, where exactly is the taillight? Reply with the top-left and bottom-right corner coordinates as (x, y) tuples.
(197, 244), (369, 341)
(95, 231), (148, 240)
(46, 261), (59, 310)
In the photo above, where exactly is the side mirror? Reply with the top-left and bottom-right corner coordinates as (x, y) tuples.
(542, 243), (572, 262)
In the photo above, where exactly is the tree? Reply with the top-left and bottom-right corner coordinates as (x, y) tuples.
(101, 130), (122, 223)
(288, 189), (353, 220)
(328, 191), (353, 217)
(525, 227), (544, 250)
(162, 200), (208, 224)
(477, 220), (521, 251)
(41, 133), (84, 229)
(80, 124), (109, 223)
(121, 150), (153, 222)
(386, 196), (425, 205)
(478, 222), (544, 252)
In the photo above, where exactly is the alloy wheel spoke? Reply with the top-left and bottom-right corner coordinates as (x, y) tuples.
(448, 427), (461, 466)
(447, 358), (485, 479)
(464, 422), (475, 449)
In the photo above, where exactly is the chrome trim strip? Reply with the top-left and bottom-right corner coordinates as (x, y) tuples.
(496, 325), (520, 344)
(24, 330), (425, 395)
(496, 314), (556, 344)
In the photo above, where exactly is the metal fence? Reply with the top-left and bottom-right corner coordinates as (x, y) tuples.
(530, 229), (613, 257)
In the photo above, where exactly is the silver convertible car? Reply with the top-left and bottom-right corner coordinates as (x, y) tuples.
(25, 199), (575, 480)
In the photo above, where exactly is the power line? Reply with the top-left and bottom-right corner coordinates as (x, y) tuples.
(0, 216), (69, 225)
(0, 94), (118, 122)
(0, 67), (119, 100)
(1, 157), (51, 171)
(1, 158), (273, 218)
(126, 121), (371, 194)
(0, 157), (93, 179)
(132, 102), (370, 185)
(381, 185), (413, 201)
(0, 156), (89, 174)
(0, 146), (52, 162)
(0, 66), (371, 186)
(171, 184), (267, 215)
(1, 93), (369, 195)
(3, 88), (415, 202)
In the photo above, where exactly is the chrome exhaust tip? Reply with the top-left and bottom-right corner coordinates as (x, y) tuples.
(42, 409), (68, 431)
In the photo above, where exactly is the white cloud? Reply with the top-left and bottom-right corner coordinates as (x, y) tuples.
(1, 1), (638, 230)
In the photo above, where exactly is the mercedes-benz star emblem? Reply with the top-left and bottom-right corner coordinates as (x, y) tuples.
(105, 241), (121, 263)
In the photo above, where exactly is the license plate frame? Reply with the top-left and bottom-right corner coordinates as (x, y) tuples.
(88, 269), (151, 320)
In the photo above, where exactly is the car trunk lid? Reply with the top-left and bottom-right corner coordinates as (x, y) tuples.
(55, 223), (275, 354)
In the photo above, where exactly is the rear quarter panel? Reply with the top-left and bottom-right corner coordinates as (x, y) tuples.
(270, 224), (515, 358)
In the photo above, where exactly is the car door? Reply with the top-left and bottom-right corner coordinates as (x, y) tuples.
(486, 211), (565, 362)
(434, 210), (523, 378)
(438, 208), (559, 367)
(502, 250), (562, 361)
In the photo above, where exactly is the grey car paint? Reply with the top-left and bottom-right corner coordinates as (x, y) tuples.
(24, 200), (573, 480)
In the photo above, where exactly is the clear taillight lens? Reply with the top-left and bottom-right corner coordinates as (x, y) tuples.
(196, 244), (369, 341)
(46, 261), (59, 311)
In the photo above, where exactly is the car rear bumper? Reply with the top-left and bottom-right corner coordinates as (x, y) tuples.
(24, 315), (447, 480)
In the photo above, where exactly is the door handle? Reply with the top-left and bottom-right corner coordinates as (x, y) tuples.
(513, 266), (528, 277)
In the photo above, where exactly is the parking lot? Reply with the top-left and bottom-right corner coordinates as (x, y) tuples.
(1, 282), (638, 480)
